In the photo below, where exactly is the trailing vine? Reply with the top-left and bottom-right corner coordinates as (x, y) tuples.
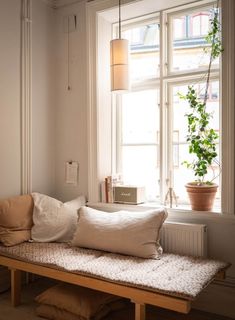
(179, 2), (223, 184)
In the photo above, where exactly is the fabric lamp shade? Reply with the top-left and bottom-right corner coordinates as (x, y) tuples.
(110, 39), (129, 91)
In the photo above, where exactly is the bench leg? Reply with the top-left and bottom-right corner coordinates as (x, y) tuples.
(133, 302), (146, 320)
(10, 269), (21, 306)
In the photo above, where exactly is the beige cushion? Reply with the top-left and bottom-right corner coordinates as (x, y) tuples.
(36, 300), (127, 320)
(36, 304), (79, 320)
(71, 207), (167, 259)
(0, 194), (33, 246)
(31, 193), (86, 243)
(35, 283), (126, 319)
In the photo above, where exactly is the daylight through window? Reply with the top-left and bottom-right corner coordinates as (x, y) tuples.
(114, 1), (221, 208)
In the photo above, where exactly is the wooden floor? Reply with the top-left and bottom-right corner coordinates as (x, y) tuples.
(105, 305), (234, 320)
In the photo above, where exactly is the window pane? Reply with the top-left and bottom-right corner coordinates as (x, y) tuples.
(120, 89), (160, 200)
(192, 13), (209, 37)
(170, 8), (220, 72)
(173, 17), (186, 39)
(122, 90), (159, 144)
(122, 23), (160, 81)
(172, 81), (220, 205)
(122, 146), (160, 201)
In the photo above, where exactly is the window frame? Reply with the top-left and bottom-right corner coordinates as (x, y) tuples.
(114, 1), (224, 209)
(86, 0), (234, 216)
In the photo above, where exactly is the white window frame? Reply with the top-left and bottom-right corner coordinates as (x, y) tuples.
(86, 0), (234, 216)
(115, 1), (222, 206)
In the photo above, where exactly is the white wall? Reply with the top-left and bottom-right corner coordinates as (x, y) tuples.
(54, 1), (88, 202)
(0, 0), (21, 198)
(0, 0), (56, 199)
(31, 0), (56, 196)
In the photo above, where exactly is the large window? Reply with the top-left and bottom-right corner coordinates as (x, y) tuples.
(114, 2), (221, 208)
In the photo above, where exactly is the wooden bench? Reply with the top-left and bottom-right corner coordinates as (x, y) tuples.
(0, 253), (226, 320)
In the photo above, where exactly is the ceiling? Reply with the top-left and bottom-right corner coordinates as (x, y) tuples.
(100, 0), (201, 23)
(44, 0), (202, 12)
(43, 0), (85, 9)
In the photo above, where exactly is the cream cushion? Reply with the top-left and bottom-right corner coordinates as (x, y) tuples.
(36, 300), (127, 320)
(71, 207), (167, 259)
(0, 194), (33, 246)
(35, 283), (127, 320)
(36, 304), (79, 320)
(31, 193), (85, 243)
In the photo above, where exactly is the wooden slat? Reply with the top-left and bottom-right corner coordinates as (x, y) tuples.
(0, 256), (191, 314)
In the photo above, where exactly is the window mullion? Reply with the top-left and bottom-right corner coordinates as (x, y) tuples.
(159, 11), (168, 203)
(115, 94), (123, 175)
(166, 82), (174, 204)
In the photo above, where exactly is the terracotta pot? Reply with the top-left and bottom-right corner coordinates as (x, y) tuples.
(185, 182), (218, 211)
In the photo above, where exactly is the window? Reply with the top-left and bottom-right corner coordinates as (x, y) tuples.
(170, 80), (220, 205)
(191, 13), (210, 37)
(173, 17), (186, 40)
(113, 2), (222, 208)
(122, 22), (160, 81)
(170, 9), (215, 72)
(87, 0), (234, 214)
(117, 89), (160, 201)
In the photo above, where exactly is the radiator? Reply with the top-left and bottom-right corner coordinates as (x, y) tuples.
(161, 222), (207, 258)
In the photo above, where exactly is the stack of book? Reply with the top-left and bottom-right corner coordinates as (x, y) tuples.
(101, 174), (122, 203)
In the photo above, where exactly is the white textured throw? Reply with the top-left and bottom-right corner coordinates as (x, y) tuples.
(0, 243), (228, 300)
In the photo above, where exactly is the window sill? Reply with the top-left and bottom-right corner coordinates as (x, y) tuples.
(87, 201), (235, 223)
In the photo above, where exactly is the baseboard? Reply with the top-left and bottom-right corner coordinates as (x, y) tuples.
(193, 277), (235, 319)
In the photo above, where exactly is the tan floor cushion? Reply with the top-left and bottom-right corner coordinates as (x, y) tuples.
(35, 283), (128, 320)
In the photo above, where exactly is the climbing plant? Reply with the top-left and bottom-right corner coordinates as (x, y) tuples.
(179, 3), (223, 184)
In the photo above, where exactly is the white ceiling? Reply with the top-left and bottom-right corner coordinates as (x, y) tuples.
(44, 0), (203, 13)
(55, 0), (84, 7)
(43, 0), (85, 9)
(100, 0), (203, 23)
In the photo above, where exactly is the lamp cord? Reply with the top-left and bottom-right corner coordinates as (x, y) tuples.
(67, 17), (71, 91)
(119, 0), (121, 39)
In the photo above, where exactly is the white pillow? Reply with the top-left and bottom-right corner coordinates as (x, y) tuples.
(71, 207), (167, 259)
(31, 193), (86, 243)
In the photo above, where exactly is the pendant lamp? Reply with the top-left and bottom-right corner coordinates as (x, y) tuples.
(110, 0), (129, 91)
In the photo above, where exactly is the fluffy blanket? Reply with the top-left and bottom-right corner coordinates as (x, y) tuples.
(0, 242), (228, 300)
